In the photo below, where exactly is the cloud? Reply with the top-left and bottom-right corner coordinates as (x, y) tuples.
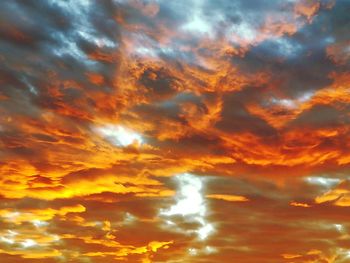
(95, 124), (143, 147)
(0, 0), (350, 262)
(207, 194), (249, 202)
(160, 173), (214, 241)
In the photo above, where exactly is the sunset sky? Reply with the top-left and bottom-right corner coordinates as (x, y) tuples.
(0, 0), (350, 262)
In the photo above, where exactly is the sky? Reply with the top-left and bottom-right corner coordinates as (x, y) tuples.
(0, 0), (350, 262)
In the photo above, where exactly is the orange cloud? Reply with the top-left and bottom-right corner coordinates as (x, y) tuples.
(0, 0), (348, 262)
(290, 201), (311, 208)
(207, 194), (249, 202)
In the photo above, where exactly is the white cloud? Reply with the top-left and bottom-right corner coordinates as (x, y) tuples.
(197, 224), (214, 240)
(182, 15), (212, 35)
(271, 97), (296, 109)
(32, 220), (49, 228)
(334, 224), (343, 232)
(161, 173), (205, 217)
(0, 230), (18, 245)
(95, 125), (143, 147)
(229, 22), (257, 44)
(21, 239), (37, 248)
(305, 176), (341, 188)
(181, 0), (213, 36)
(0, 237), (15, 244)
(204, 246), (217, 254)
(188, 248), (198, 256)
(160, 173), (215, 241)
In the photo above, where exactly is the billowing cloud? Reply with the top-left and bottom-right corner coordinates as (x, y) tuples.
(0, 0), (350, 262)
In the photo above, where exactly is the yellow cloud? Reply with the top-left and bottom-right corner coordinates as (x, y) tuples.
(207, 194), (249, 202)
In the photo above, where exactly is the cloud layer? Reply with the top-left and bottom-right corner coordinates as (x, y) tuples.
(0, 0), (350, 262)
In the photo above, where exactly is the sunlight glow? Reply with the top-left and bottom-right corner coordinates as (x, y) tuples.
(305, 177), (341, 187)
(161, 173), (205, 217)
(32, 220), (49, 228)
(0, 237), (15, 244)
(160, 173), (215, 241)
(197, 224), (214, 240)
(183, 15), (211, 35)
(334, 224), (343, 232)
(21, 239), (37, 248)
(96, 125), (143, 147)
(188, 248), (198, 256)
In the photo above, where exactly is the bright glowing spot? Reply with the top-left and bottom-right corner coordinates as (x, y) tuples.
(271, 97), (296, 109)
(334, 224), (343, 232)
(161, 173), (205, 217)
(4, 212), (20, 219)
(124, 212), (136, 224)
(51, 235), (60, 242)
(0, 237), (15, 244)
(7, 230), (18, 236)
(160, 173), (215, 240)
(305, 177), (341, 187)
(205, 246), (217, 254)
(135, 46), (157, 57)
(229, 22), (257, 44)
(78, 30), (117, 49)
(96, 125), (143, 147)
(21, 239), (37, 248)
(183, 15), (211, 35)
(298, 91), (314, 103)
(32, 220), (49, 227)
(166, 220), (175, 225)
(197, 224), (214, 240)
(181, 0), (211, 35)
(188, 248), (197, 256)
(0, 230), (18, 245)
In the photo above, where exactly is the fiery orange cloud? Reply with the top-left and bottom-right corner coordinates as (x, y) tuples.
(207, 194), (249, 202)
(0, 0), (349, 262)
(290, 201), (311, 208)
